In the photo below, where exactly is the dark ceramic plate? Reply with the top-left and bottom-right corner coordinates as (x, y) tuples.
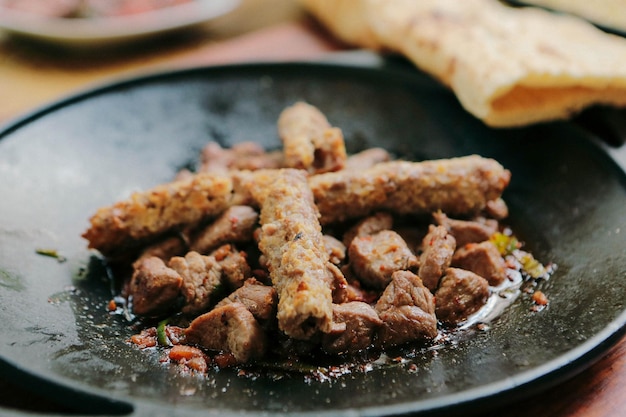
(0, 62), (625, 416)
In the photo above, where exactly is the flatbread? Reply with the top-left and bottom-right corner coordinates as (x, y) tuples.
(515, 0), (626, 33)
(300, 0), (626, 127)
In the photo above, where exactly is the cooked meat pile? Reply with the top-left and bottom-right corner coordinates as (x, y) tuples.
(83, 101), (546, 375)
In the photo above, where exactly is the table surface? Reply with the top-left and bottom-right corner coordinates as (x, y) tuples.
(0, 1), (625, 416)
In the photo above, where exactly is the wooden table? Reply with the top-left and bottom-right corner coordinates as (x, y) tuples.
(0, 0), (624, 416)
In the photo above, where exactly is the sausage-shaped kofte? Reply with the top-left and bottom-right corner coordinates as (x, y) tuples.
(257, 169), (334, 340)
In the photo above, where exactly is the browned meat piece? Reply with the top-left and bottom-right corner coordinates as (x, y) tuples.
(349, 230), (418, 289)
(339, 265), (380, 303)
(184, 302), (266, 363)
(451, 241), (507, 286)
(309, 155), (511, 224)
(344, 147), (391, 171)
(485, 197), (509, 220)
(257, 169), (334, 339)
(342, 211), (394, 248)
(434, 211), (498, 247)
(199, 142), (231, 174)
(216, 278), (277, 323)
(322, 302), (383, 354)
(375, 270), (438, 347)
(327, 262), (350, 304)
(190, 205), (259, 254)
(323, 234), (346, 265)
(210, 244), (251, 290)
(435, 268), (490, 324)
(129, 256), (183, 316)
(418, 225), (456, 291)
(199, 141), (283, 173)
(82, 173), (233, 257)
(168, 251), (223, 315)
(134, 235), (187, 265)
(277, 102), (347, 174)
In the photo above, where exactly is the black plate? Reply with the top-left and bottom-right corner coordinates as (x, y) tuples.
(0, 62), (625, 416)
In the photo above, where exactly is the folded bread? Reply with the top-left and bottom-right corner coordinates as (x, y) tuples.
(300, 0), (626, 127)
(514, 0), (626, 34)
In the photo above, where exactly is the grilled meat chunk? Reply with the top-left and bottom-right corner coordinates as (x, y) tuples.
(184, 302), (266, 363)
(215, 278), (277, 324)
(452, 241), (507, 286)
(322, 302), (382, 354)
(349, 230), (418, 289)
(129, 256), (183, 316)
(323, 234), (347, 266)
(434, 211), (498, 247)
(435, 268), (489, 324)
(190, 205), (258, 254)
(210, 244), (252, 290)
(418, 225), (456, 292)
(375, 270), (438, 346)
(342, 211), (394, 248)
(168, 251), (223, 315)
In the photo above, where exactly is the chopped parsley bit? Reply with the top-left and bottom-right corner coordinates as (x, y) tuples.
(35, 248), (67, 263)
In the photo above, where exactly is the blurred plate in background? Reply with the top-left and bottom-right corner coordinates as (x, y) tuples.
(0, 0), (240, 46)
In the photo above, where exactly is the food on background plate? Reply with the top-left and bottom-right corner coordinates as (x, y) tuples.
(0, 0), (195, 18)
(299, 0), (626, 127)
(83, 102), (553, 378)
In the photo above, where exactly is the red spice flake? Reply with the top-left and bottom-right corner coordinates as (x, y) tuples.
(212, 245), (230, 261)
(185, 356), (208, 373)
(532, 290), (549, 306)
(169, 345), (204, 361)
(130, 328), (157, 348)
(384, 244), (399, 254)
(214, 352), (237, 368)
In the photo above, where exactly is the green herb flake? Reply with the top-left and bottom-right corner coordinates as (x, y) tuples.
(35, 248), (67, 263)
(157, 318), (171, 347)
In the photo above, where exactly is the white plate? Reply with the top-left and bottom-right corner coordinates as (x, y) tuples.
(0, 0), (240, 46)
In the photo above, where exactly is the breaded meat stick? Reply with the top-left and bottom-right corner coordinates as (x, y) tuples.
(310, 155), (511, 224)
(277, 101), (347, 174)
(83, 173), (233, 257)
(258, 169), (334, 340)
